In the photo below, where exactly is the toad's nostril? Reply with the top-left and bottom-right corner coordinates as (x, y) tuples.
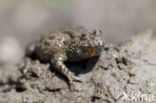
(81, 33), (89, 40)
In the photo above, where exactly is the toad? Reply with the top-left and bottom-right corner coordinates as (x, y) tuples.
(23, 27), (105, 88)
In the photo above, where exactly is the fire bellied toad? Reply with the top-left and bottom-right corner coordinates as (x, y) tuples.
(25, 27), (105, 88)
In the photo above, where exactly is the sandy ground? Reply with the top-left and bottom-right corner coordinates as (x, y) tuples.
(0, 31), (156, 103)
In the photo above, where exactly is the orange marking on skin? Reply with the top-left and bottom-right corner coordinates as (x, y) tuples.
(88, 48), (94, 51)
(91, 50), (97, 56)
(87, 48), (97, 56)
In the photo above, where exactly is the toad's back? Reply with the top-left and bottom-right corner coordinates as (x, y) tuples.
(35, 30), (77, 62)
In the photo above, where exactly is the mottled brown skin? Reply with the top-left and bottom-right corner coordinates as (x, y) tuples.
(26, 27), (105, 88)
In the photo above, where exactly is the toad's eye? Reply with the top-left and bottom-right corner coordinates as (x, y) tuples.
(93, 29), (102, 36)
(81, 33), (89, 40)
(98, 29), (102, 33)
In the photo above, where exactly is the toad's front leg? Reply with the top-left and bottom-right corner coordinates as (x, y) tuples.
(51, 54), (81, 88)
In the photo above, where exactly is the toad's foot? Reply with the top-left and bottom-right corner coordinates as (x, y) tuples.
(51, 54), (82, 89)
(70, 82), (81, 91)
(66, 72), (82, 91)
(69, 73), (82, 82)
(51, 54), (82, 90)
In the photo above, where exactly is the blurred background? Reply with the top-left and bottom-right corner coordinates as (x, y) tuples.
(0, 0), (156, 64)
